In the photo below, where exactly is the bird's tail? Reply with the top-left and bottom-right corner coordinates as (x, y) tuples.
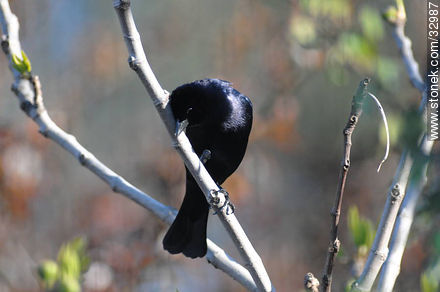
(163, 177), (210, 258)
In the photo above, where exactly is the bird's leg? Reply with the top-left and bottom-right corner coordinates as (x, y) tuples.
(175, 119), (189, 136)
(210, 188), (235, 215)
(199, 149), (211, 165)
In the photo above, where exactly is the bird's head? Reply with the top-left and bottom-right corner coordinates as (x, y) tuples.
(169, 79), (233, 128)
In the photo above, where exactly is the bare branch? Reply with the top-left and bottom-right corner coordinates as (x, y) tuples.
(352, 1), (431, 290)
(321, 78), (370, 292)
(385, 0), (425, 92)
(351, 150), (413, 291)
(112, 0), (273, 291)
(377, 135), (434, 292)
(0, 0), (21, 79)
(0, 1), (257, 291)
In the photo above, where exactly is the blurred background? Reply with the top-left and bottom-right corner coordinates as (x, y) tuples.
(0, 0), (438, 291)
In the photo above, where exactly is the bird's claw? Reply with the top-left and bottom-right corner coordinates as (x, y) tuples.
(200, 149), (211, 164)
(210, 188), (235, 215)
(175, 119), (189, 136)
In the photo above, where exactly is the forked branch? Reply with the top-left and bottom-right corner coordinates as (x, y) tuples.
(352, 1), (431, 290)
(0, 1), (258, 291)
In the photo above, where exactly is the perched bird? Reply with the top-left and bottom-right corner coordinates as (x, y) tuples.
(163, 78), (253, 258)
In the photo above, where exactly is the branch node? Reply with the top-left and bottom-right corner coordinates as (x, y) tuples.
(31, 75), (46, 114)
(373, 248), (389, 262)
(327, 238), (341, 253)
(79, 153), (87, 166)
(343, 159), (350, 170)
(127, 55), (139, 71)
(350, 115), (358, 124)
(1, 37), (9, 54)
(200, 149), (211, 164)
(331, 208), (340, 217)
(38, 127), (49, 138)
(333, 239), (341, 253)
(391, 184), (400, 201)
(114, 0), (130, 9)
(210, 189), (235, 215)
(304, 272), (320, 292)
(19, 100), (32, 113)
(111, 183), (119, 192)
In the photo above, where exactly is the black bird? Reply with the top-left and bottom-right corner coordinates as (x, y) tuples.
(163, 78), (253, 258)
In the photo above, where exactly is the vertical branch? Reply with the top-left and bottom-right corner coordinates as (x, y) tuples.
(322, 78), (370, 292)
(390, 3), (425, 92)
(377, 135), (434, 292)
(376, 1), (434, 290)
(352, 1), (433, 290)
(351, 151), (413, 291)
(0, 0), (21, 79)
(113, 1), (273, 291)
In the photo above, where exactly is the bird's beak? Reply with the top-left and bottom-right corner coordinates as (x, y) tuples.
(175, 119), (189, 136)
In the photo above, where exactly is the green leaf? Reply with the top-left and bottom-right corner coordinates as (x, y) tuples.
(345, 279), (356, 292)
(359, 6), (384, 41)
(331, 33), (377, 71)
(348, 205), (375, 249)
(58, 244), (82, 279)
(21, 50), (32, 73)
(383, 0), (406, 24)
(302, 0), (351, 20)
(57, 237), (89, 277)
(383, 6), (398, 24)
(399, 108), (424, 152)
(37, 260), (58, 289)
(377, 57), (399, 88)
(379, 113), (402, 150)
(59, 275), (81, 292)
(11, 50), (32, 74)
(290, 15), (316, 45)
(421, 272), (439, 292)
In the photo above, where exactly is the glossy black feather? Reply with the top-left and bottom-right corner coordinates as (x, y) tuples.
(163, 78), (253, 258)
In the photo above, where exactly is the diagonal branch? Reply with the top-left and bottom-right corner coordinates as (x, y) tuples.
(351, 149), (414, 291)
(321, 78), (370, 292)
(377, 134), (434, 292)
(113, 1), (273, 291)
(0, 1), (257, 291)
(390, 6), (425, 92)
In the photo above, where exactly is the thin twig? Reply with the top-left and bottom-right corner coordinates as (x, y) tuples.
(0, 1), (258, 291)
(112, 1), (273, 291)
(321, 78), (370, 292)
(367, 92), (390, 172)
(390, 3), (425, 92)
